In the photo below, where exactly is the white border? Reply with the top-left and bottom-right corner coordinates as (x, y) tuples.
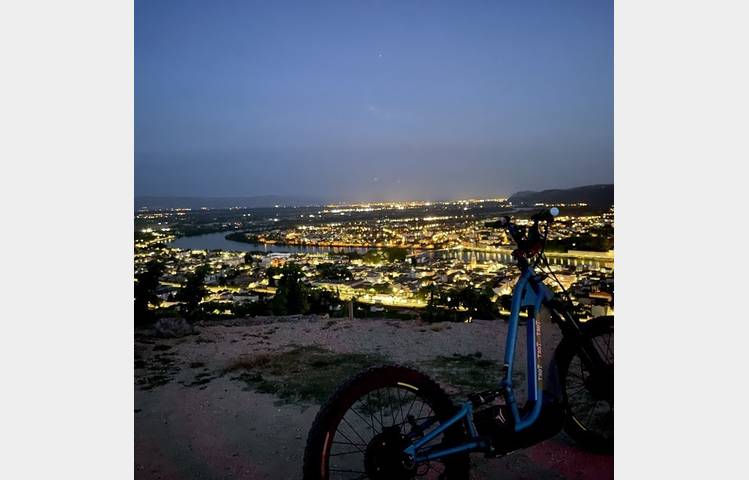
(617, 1), (748, 477)
(2, 0), (749, 477)
(1, 1), (133, 478)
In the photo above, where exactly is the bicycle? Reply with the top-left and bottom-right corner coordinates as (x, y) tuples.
(303, 208), (614, 479)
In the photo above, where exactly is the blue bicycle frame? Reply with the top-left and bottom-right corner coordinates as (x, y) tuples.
(403, 263), (555, 463)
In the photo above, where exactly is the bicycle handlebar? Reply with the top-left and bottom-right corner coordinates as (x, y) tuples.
(485, 208), (560, 260)
(484, 216), (510, 229)
(485, 208), (559, 230)
(531, 207), (560, 222)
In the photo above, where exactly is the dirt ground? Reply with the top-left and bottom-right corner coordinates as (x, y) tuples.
(135, 316), (613, 479)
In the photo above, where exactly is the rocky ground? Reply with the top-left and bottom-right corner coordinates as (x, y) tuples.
(135, 316), (613, 479)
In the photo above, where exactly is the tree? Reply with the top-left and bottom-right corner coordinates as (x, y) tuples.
(266, 266), (279, 287)
(316, 262), (352, 281)
(177, 265), (209, 319)
(451, 286), (497, 320)
(308, 288), (341, 314)
(271, 263), (310, 315)
(423, 284), (443, 322)
(362, 247), (408, 265)
(372, 282), (393, 294)
(473, 286), (497, 319)
(134, 260), (163, 326)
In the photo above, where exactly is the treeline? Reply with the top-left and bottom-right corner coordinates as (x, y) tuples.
(134, 261), (214, 325)
(225, 232), (261, 244)
(333, 247), (409, 264)
(134, 262), (345, 326)
(175, 225), (236, 237)
(315, 262), (353, 281)
(421, 285), (500, 322)
(134, 260), (508, 326)
(545, 225), (614, 253)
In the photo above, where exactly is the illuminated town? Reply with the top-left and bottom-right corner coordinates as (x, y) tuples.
(135, 195), (614, 323)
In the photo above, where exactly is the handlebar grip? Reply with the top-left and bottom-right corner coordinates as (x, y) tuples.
(532, 207), (560, 222)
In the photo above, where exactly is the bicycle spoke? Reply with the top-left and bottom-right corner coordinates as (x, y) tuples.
(404, 389), (418, 422)
(416, 396), (427, 421)
(363, 392), (383, 433)
(395, 387), (406, 430)
(584, 399), (600, 426)
(332, 440), (368, 447)
(377, 388), (386, 429)
(324, 384), (453, 480)
(388, 387), (399, 426)
(330, 449), (366, 457)
(578, 358), (587, 382)
(564, 335), (615, 442)
(340, 414), (369, 448)
(350, 398), (377, 434)
(567, 384), (591, 399)
(333, 429), (367, 455)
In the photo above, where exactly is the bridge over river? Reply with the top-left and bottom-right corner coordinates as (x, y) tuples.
(410, 246), (614, 270)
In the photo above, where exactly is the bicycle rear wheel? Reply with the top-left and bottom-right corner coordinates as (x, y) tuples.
(303, 365), (470, 480)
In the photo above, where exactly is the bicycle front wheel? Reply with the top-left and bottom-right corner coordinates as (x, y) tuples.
(557, 316), (614, 452)
(303, 364), (470, 480)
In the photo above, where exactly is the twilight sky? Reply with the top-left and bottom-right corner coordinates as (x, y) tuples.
(135, 0), (613, 202)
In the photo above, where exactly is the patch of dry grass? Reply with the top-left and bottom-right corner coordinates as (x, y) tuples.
(224, 345), (387, 404)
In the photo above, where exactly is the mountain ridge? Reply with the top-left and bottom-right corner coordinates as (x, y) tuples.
(508, 184), (613, 208)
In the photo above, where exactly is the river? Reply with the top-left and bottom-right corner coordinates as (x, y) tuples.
(169, 231), (369, 254)
(169, 231), (611, 269)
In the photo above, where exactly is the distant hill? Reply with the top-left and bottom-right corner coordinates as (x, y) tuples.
(135, 195), (325, 210)
(508, 184), (613, 209)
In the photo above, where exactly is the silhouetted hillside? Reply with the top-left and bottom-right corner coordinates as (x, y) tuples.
(508, 184), (613, 209)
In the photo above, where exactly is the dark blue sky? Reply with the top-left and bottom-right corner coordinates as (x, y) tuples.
(135, 0), (613, 201)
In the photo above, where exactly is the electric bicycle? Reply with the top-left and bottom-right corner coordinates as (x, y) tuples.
(303, 208), (614, 479)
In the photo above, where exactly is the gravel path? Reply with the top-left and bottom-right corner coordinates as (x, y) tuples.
(135, 316), (612, 479)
